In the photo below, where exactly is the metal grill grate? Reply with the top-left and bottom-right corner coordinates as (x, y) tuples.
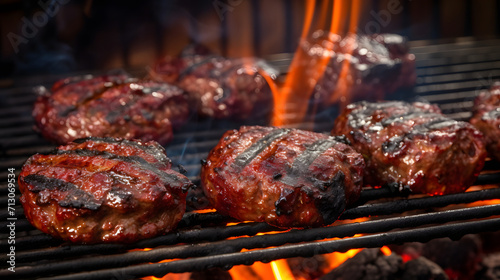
(1, 38), (500, 280)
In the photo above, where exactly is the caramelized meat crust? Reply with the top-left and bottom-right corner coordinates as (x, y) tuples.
(33, 74), (189, 145)
(201, 126), (365, 228)
(18, 137), (193, 243)
(333, 101), (487, 195)
(470, 83), (500, 161)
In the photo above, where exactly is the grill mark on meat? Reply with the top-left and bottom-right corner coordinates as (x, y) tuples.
(380, 112), (442, 127)
(22, 174), (101, 210)
(178, 55), (219, 79)
(54, 148), (183, 186)
(233, 128), (292, 169)
(382, 135), (405, 154)
(104, 91), (143, 124)
(280, 138), (338, 186)
(58, 82), (120, 117)
(73, 137), (169, 163)
(411, 118), (459, 135)
(105, 83), (174, 123)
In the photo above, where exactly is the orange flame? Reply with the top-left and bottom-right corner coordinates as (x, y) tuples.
(271, 260), (295, 280)
(329, 0), (361, 105)
(271, 0), (361, 127)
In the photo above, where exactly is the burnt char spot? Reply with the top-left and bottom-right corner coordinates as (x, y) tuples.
(382, 136), (405, 154)
(23, 174), (102, 210)
(280, 138), (337, 187)
(273, 173), (283, 180)
(315, 171), (347, 224)
(177, 164), (187, 175)
(233, 128), (291, 169)
(332, 135), (351, 145)
(23, 174), (74, 192)
(275, 187), (299, 216)
(58, 188), (101, 210)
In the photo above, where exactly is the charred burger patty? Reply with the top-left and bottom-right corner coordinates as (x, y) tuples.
(18, 137), (193, 243)
(333, 101), (486, 195)
(201, 126), (365, 228)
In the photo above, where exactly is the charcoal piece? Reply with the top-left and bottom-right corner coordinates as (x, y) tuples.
(190, 268), (232, 280)
(391, 235), (483, 280)
(475, 253), (500, 280)
(402, 257), (448, 280)
(287, 255), (329, 280)
(319, 248), (401, 280)
(422, 235), (483, 280)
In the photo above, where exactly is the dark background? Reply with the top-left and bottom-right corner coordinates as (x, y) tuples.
(0, 0), (499, 78)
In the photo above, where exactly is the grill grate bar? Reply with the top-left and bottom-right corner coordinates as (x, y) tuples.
(415, 61), (500, 77)
(3, 187), (500, 278)
(18, 208), (500, 280)
(416, 69), (500, 86)
(415, 52), (500, 68)
(409, 39), (500, 54)
(1, 172), (499, 236)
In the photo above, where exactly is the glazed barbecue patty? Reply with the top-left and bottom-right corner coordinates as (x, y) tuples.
(333, 101), (486, 195)
(18, 137), (193, 243)
(304, 32), (416, 107)
(470, 82), (500, 161)
(150, 45), (276, 120)
(33, 74), (189, 145)
(201, 126), (365, 228)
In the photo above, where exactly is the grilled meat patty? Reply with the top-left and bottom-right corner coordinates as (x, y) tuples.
(201, 126), (365, 228)
(470, 82), (500, 161)
(18, 137), (193, 243)
(333, 101), (486, 195)
(150, 45), (276, 120)
(33, 74), (189, 145)
(305, 32), (416, 107)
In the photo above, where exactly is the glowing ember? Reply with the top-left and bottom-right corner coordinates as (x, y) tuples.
(380, 246), (392, 256)
(193, 208), (217, 214)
